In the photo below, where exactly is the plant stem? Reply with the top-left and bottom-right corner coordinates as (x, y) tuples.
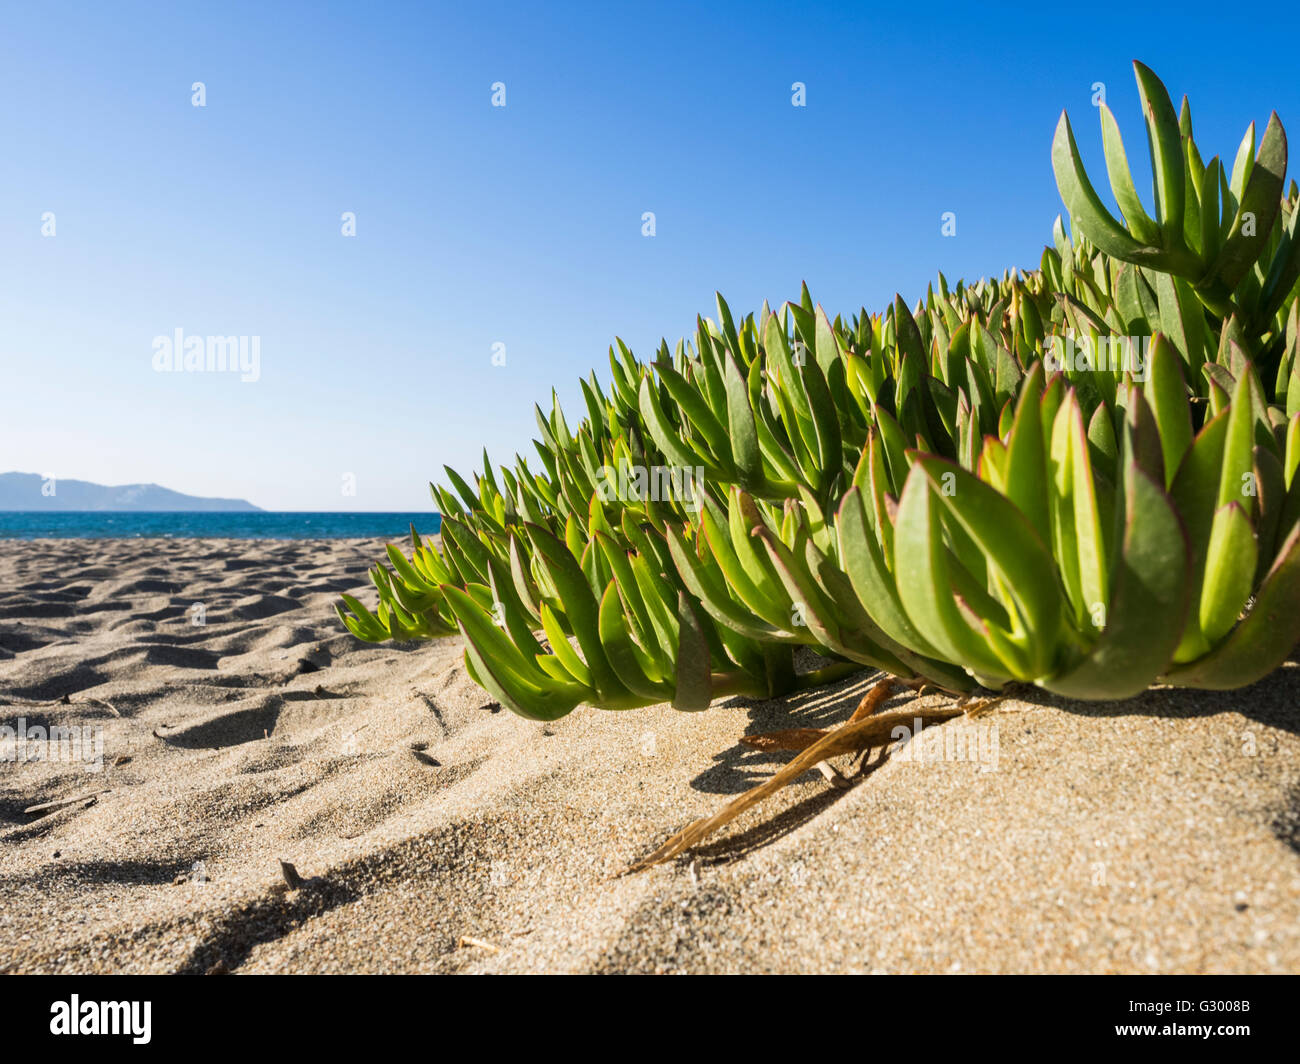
(762, 643), (796, 696)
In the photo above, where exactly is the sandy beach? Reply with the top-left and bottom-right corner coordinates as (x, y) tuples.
(1, 536), (1297, 974)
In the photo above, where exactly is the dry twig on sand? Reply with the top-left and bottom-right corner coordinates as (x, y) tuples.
(24, 790), (111, 817)
(2, 694), (121, 716)
(626, 679), (1005, 873)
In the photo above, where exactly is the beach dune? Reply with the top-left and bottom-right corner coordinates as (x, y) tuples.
(1, 537), (1297, 973)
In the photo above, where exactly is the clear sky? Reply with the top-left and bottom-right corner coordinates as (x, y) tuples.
(1, 1), (1294, 511)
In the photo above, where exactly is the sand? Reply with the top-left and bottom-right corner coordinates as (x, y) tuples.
(1, 535), (1297, 974)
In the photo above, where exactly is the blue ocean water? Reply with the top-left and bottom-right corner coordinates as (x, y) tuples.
(0, 511), (442, 540)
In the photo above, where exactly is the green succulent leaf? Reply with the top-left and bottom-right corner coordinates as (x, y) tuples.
(1052, 111), (1152, 264)
(1043, 463), (1190, 699)
(893, 464), (1014, 682)
(1202, 113), (1287, 297)
(1099, 103), (1163, 247)
(671, 592), (713, 711)
(1162, 524), (1300, 688)
(1132, 61), (1186, 251)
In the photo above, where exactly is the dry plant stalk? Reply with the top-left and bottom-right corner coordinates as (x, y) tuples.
(24, 789), (111, 817)
(627, 680), (998, 873)
(738, 728), (832, 753)
(738, 676), (898, 753)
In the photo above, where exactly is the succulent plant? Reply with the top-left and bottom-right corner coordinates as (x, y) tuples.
(339, 64), (1300, 722)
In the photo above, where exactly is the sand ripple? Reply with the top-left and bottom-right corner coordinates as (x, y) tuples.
(1, 537), (1298, 973)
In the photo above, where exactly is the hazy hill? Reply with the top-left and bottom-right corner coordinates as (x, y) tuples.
(0, 472), (262, 511)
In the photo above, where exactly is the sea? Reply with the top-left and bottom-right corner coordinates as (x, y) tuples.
(0, 512), (443, 540)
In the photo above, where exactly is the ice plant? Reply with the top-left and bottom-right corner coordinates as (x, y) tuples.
(339, 64), (1300, 723)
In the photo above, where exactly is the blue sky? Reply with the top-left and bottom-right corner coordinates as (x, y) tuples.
(1, 1), (1295, 510)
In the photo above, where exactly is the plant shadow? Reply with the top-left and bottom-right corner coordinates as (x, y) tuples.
(690, 666), (885, 797)
(1008, 655), (1300, 736)
(681, 652), (1300, 864)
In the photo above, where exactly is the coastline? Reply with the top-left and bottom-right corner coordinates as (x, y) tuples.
(0, 512), (441, 541)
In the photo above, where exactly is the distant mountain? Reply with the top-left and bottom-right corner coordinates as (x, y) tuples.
(0, 472), (263, 512)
